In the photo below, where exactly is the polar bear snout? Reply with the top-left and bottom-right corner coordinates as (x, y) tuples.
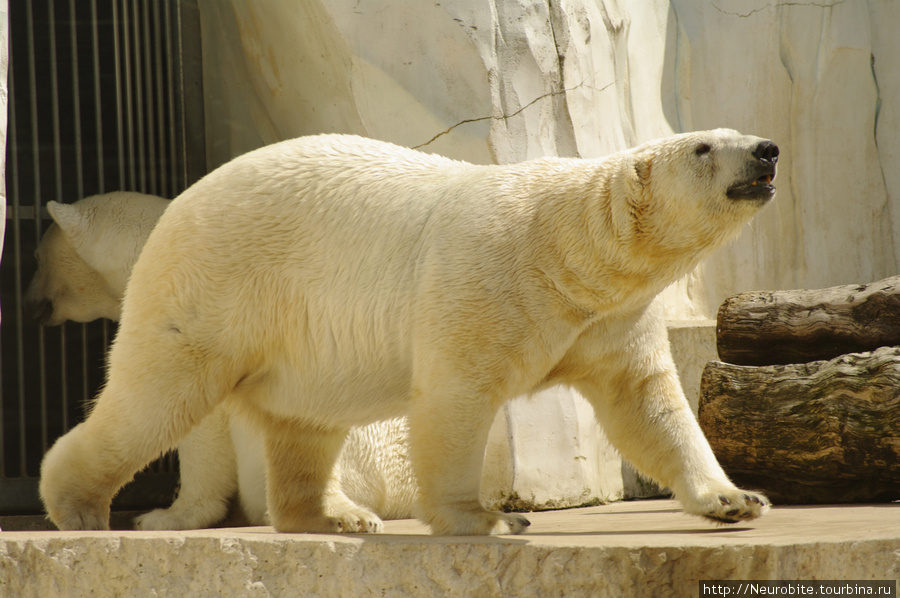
(25, 296), (54, 325)
(726, 139), (778, 201)
(752, 140), (779, 164)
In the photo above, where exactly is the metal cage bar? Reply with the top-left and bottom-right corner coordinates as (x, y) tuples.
(1, 0), (205, 515)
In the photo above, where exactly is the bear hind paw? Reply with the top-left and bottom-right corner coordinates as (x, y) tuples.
(46, 501), (110, 531)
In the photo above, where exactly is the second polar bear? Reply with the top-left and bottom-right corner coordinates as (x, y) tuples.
(41, 130), (776, 535)
(25, 192), (416, 528)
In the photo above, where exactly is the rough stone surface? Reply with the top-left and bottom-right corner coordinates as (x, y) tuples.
(2, 500), (898, 597)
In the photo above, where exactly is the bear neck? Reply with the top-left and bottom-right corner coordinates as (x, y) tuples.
(526, 157), (725, 315)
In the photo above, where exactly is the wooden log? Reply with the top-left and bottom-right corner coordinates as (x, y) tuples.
(716, 275), (900, 366)
(699, 346), (900, 504)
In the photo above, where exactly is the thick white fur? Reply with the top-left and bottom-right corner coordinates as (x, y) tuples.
(40, 130), (772, 535)
(25, 192), (416, 529)
(24, 192), (170, 325)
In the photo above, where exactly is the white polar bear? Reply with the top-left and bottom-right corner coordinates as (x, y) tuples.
(24, 192), (416, 528)
(41, 130), (776, 535)
(24, 192), (170, 325)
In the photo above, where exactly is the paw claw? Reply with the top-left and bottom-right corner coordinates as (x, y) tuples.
(424, 506), (531, 535)
(695, 488), (770, 524)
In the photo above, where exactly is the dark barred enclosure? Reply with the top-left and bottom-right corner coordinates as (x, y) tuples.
(1, 0), (205, 514)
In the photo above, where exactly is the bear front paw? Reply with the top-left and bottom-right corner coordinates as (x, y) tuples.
(332, 509), (384, 533)
(701, 489), (770, 523)
(494, 512), (531, 535)
(272, 507), (384, 534)
(424, 504), (532, 535)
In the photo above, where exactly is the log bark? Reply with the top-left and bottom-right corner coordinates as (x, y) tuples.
(716, 275), (900, 366)
(699, 346), (900, 504)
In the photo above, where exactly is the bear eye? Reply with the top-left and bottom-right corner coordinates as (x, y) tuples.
(695, 143), (712, 156)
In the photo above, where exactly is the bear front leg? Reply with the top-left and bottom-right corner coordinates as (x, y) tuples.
(409, 390), (530, 536)
(575, 364), (769, 524)
(263, 416), (383, 533)
(230, 413), (270, 525)
(134, 404), (238, 530)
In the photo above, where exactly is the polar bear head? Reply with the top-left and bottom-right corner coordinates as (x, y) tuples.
(23, 192), (169, 326)
(609, 128), (778, 260)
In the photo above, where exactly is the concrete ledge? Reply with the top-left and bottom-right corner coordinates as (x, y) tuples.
(2, 499), (898, 597)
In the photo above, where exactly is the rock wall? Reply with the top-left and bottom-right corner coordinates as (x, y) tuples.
(197, 0), (900, 506)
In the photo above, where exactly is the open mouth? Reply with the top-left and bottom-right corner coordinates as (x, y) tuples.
(727, 172), (776, 200)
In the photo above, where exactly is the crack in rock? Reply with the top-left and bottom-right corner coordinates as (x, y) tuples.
(412, 80), (613, 150)
(711, 0), (847, 19)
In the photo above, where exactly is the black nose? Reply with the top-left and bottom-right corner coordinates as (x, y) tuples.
(25, 298), (53, 324)
(753, 140), (779, 163)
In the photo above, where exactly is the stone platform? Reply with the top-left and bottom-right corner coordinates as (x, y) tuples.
(2, 499), (898, 597)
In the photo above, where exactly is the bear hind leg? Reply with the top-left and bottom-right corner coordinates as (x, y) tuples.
(40, 332), (236, 530)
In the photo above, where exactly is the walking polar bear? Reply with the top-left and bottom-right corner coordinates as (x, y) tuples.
(25, 192), (416, 528)
(41, 129), (776, 535)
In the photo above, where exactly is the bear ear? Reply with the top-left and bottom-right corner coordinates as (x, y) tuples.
(47, 201), (96, 259)
(47, 201), (91, 241)
(633, 156), (652, 184)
